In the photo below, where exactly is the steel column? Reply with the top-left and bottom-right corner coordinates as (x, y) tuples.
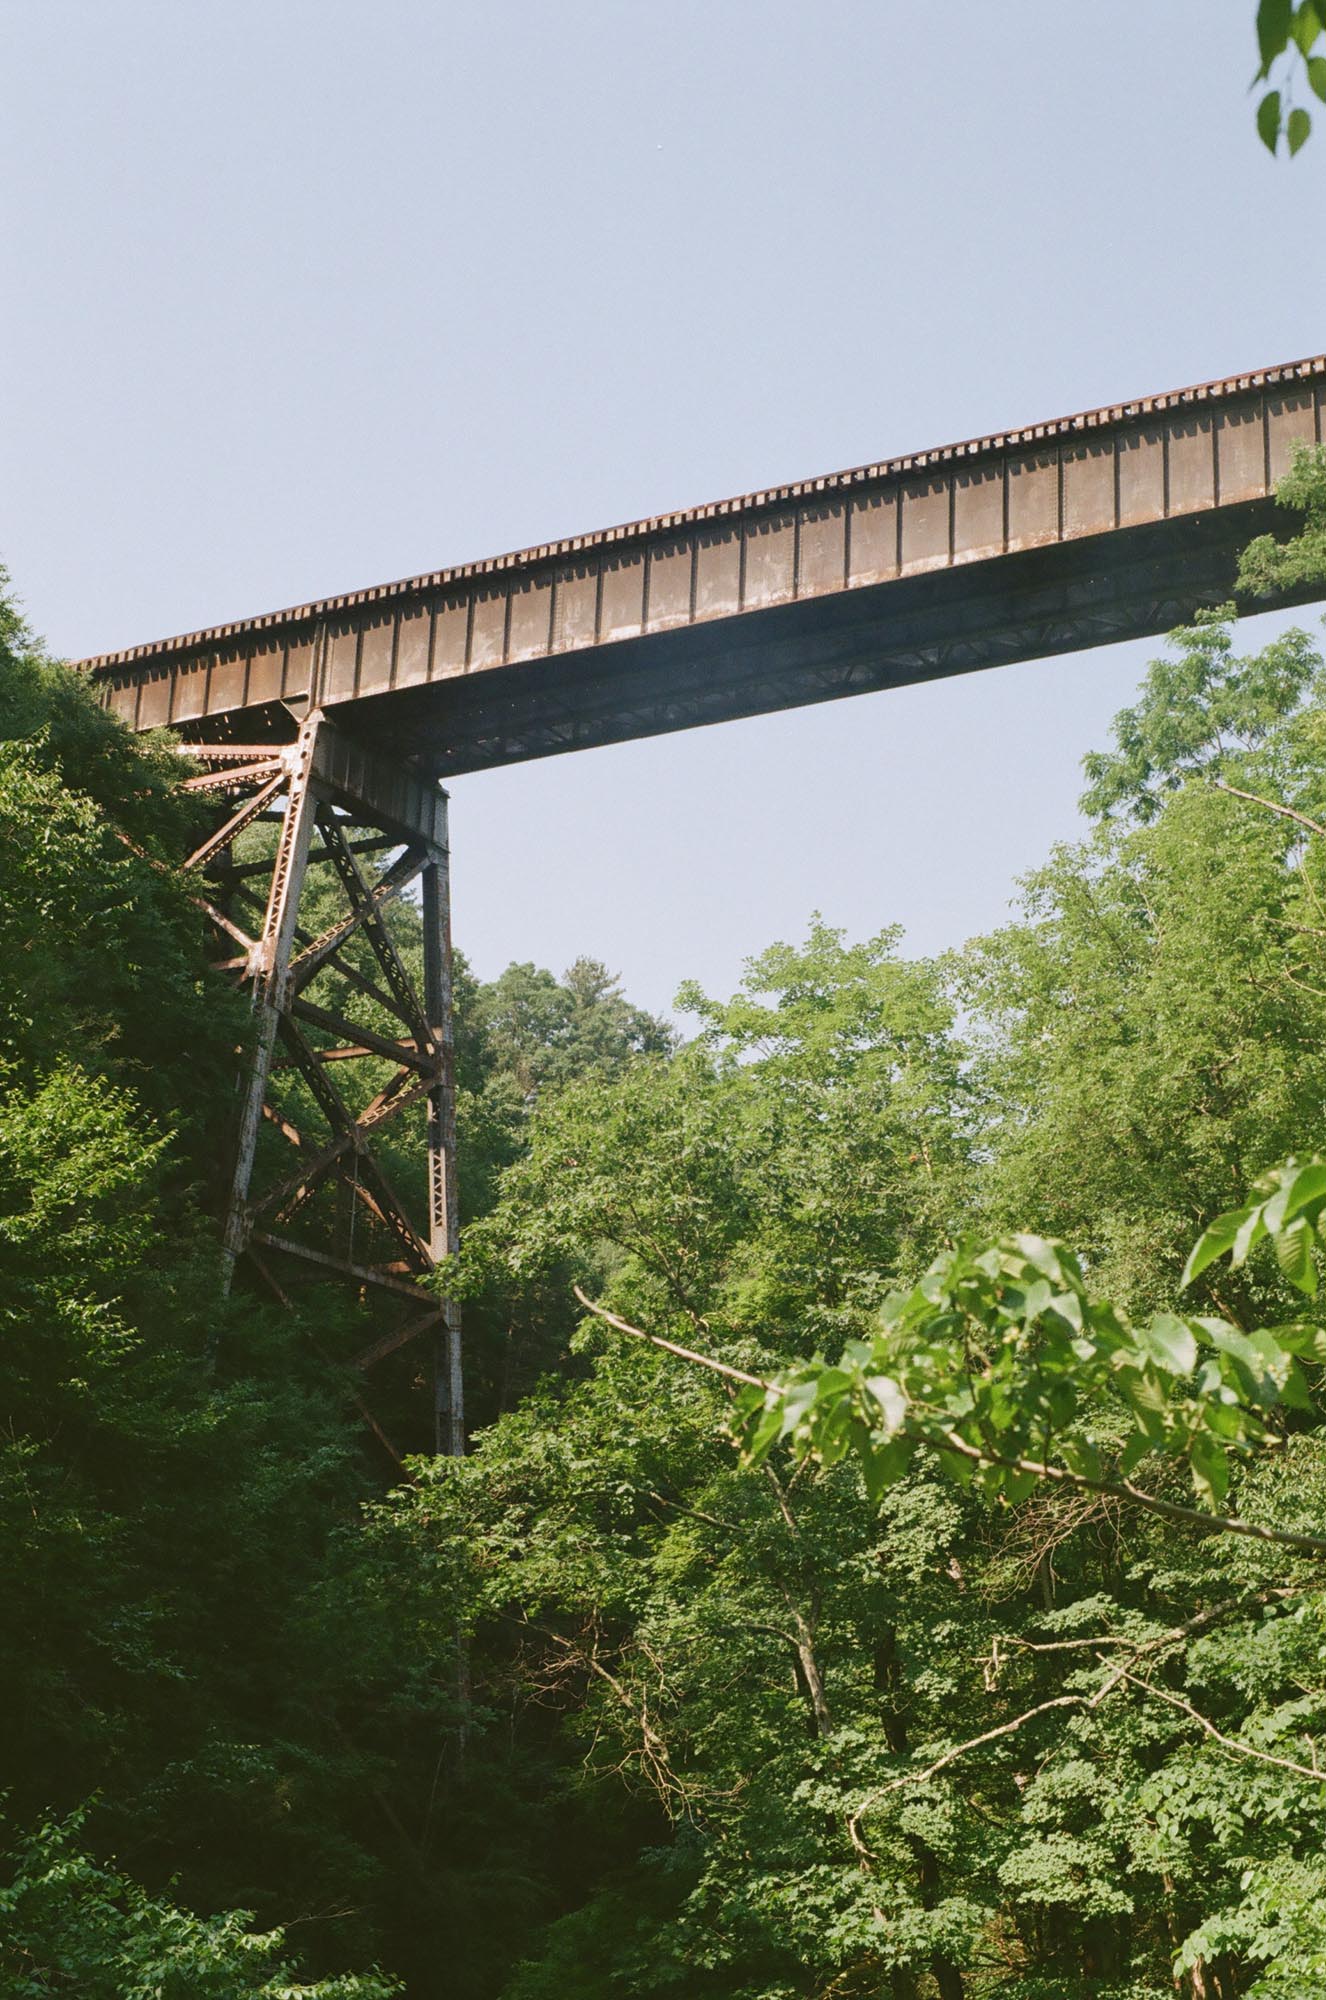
(422, 824), (464, 1459)
(220, 711), (322, 1291)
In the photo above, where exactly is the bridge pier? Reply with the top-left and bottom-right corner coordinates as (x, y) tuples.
(176, 713), (463, 1460)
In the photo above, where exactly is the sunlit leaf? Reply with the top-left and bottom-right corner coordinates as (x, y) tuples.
(1117, 1371), (1167, 1439)
(1254, 1159), (1326, 1238)
(1292, 1), (1324, 55)
(1135, 1312), (1199, 1375)
(1119, 1433), (1153, 1476)
(1280, 1357), (1314, 1410)
(864, 1373), (907, 1434)
(1266, 1321), (1326, 1360)
(1020, 1278), (1053, 1322)
(746, 1402), (784, 1462)
(1233, 1204), (1269, 1267)
(1287, 104), (1313, 152)
(1259, 0), (1295, 69)
(778, 1379), (819, 1438)
(856, 1432), (912, 1500)
(1273, 1212), (1318, 1292)
(1059, 1436), (1103, 1482)
(810, 1366), (851, 1404)
(1182, 1206), (1245, 1288)
(1206, 1324), (1291, 1405)
(1010, 1234), (1068, 1284)
(1280, 1160), (1326, 1216)
(1190, 1431), (1230, 1509)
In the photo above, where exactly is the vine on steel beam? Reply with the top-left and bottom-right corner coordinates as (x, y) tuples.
(176, 711), (463, 1458)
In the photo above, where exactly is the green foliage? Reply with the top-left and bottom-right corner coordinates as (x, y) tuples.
(738, 1169), (1322, 1520)
(0, 1813), (398, 1998)
(7, 431), (1326, 1999)
(1077, 607), (1324, 824)
(1184, 1153), (1326, 1298)
(1177, 1856), (1326, 1995)
(463, 918), (966, 1357)
(1239, 444), (1326, 603)
(0, 586), (420, 1995)
(0, 571), (723, 1996)
(964, 494), (1326, 1330)
(471, 956), (671, 1100)
(410, 464), (1326, 1996)
(1254, 0), (1326, 152)
(961, 780), (1326, 1322)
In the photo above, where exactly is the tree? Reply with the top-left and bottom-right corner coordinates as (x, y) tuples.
(0, 1814), (398, 2000)
(0, 578), (436, 1994)
(0, 569), (695, 1998)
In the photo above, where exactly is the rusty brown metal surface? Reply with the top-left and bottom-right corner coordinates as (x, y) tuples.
(78, 356), (1326, 771)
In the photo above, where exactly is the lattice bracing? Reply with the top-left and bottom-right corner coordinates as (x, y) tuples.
(176, 713), (462, 1461)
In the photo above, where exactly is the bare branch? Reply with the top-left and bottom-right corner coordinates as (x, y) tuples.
(984, 1588), (1301, 1687)
(847, 1666), (1130, 1859)
(573, 1286), (764, 1389)
(1212, 777), (1326, 844)
(934, 1428), (1326, 1558)
(1122, 1671), (1326, 1785)
(639, 1488), (740, 1537)
(504, 1611), (695, 1815)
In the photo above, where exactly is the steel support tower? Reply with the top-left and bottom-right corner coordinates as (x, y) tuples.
(175, 691), (462, 1461)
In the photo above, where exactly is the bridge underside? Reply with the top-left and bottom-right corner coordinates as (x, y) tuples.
(81, 354), (1326, 775)
(346, 506), (1282, 773)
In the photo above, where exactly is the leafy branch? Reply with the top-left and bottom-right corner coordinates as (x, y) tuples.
(576, 1153), (1326, 1554)
(847, 1593), (1325, 1862)
(1255, 0), (1326, 154)
(1118, 1670), (1325, 1785)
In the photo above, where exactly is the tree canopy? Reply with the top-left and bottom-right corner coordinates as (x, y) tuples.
(6, 451), (1326, 1998)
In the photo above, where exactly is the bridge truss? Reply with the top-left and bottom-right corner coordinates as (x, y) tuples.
(176, 709), (462, 1462)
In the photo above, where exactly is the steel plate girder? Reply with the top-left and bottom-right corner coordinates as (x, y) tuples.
(80, 356), (1326, 771)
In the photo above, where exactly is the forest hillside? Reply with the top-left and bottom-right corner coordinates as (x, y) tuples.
(4, 454), (1326, 1998)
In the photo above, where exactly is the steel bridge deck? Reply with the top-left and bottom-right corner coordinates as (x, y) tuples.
(79, 355), (1326, 770)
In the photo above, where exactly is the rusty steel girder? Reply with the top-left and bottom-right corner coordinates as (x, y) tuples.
(78, 354), (1326, 771)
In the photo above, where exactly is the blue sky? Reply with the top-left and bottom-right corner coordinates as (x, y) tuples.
(4, 1), (1324, 1015)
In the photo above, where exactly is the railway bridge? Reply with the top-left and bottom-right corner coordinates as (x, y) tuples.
(77, 354), (1326, 1456)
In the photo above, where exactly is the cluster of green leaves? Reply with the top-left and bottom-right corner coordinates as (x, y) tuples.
(1239, 446), (1326, 603)
(0, 580), (425, 1991)
(458, 918), (966, 1358)
(1078, 610), (1324, 823)
(1254, 0), (1326, 154)
(424, 893), (1326, 1995)
(739, 1181), (1324, 1518)
(0, 1813), (398, 2000)
(380, 459), (1326, 1997)
(1186, 1153), (1326, 1299)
